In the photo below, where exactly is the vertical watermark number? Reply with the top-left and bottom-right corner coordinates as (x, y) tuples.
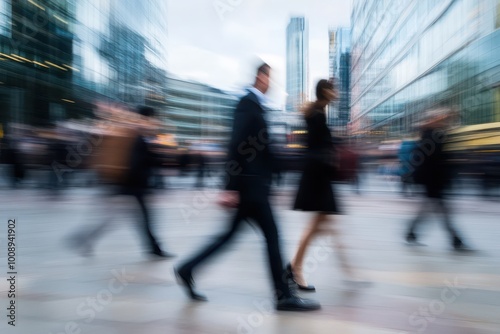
(6, 219), (17, 326)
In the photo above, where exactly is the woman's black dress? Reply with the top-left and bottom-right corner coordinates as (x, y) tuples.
(293, 108), (340, 214)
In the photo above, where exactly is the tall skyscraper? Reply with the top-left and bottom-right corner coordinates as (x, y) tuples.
(328, 27), (351, 127)
(286, 17), (309, 112)
(351, 0), (500, 138)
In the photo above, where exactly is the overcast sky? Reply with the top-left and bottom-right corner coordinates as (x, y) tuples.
(166, 0), (352, 107)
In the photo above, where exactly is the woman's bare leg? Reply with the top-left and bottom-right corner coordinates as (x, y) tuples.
(291, 213), (328, 285)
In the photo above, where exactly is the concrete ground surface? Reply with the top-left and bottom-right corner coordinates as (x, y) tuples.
(0, 174), (499, 334)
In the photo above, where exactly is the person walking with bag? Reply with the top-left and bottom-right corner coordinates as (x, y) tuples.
(289, 79), (359, 291)
(67, 106), (173, 258)
(175, 63), (320, 311)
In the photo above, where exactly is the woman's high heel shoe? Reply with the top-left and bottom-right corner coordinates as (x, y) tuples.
(286, 263), (316, 292)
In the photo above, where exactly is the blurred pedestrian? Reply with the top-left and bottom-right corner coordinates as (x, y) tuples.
(175, 63), (320, 311)
(68, 106), (174, 258)
(398, 138), (418, 197)
(179, 149), (191, 176)
(2, 135), (24, 188)
(289, 79), (359, 291)
(406, 110), (470, 251)
(46, 130), (68, 196)
(195, 150), (206, 188)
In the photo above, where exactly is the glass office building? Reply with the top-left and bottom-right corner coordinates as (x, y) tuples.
(350, 0), (500, 138)
(0, 0), (168, 128)
(328, 27), (351, 128)
(286, 17), (309, 112)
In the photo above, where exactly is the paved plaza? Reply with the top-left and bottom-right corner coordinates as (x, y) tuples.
(0, 174), (499, 333)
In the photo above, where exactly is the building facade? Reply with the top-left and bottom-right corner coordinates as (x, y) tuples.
(328, 27), (351, 128)
(0, 0), (168, 129)
(163, 77), (239, 147)
(350, 0), (500, 139)
(286, 16), (309, 112)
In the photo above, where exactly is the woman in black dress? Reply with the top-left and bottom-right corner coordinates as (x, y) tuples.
(289, 79), (355, 291)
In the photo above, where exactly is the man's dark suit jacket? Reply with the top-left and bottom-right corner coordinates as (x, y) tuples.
(225, 91), (275, 202)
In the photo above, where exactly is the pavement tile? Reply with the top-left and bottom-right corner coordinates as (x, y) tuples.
(1, 183), (499, 333)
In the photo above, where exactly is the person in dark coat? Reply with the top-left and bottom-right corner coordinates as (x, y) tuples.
(194, 150), (206, 188)
(68, 106), (173, 258)
(289, 79), (358, 291)
(175, 63), (320, 311)
(406, 114), (469, 251)
(48, 132), (68, 194)
(2, 135), (24, 187)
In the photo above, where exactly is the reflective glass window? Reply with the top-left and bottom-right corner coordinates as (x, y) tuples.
(497, 0), (500, 28)
(0, 0), (11, 37)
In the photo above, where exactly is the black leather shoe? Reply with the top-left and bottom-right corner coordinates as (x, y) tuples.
(286, 263), (316, 291)
(276, 296), (321, 311)
(452, 238), (474, 252)
(174, 267), (208, 302)
(452, 237), (474, 252)
(406, 232), (417, 243)
(452, 236), (464, 248)
(150, 249), (176, 259)
(453, 245), (474, 253)
(405, 233), (426, 246)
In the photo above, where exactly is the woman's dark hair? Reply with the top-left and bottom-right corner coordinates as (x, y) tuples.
(138, 106), (155, 117)
(257, 63), (270, 76)
(315, 79), (334, 101)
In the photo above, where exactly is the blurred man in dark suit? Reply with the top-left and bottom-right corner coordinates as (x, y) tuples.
(175, 63), (320, 311)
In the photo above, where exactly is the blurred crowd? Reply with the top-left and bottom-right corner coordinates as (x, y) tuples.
(1, 113), (499, 199)
(0, 106), (226, 191)
(1, 65), (497, 314)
